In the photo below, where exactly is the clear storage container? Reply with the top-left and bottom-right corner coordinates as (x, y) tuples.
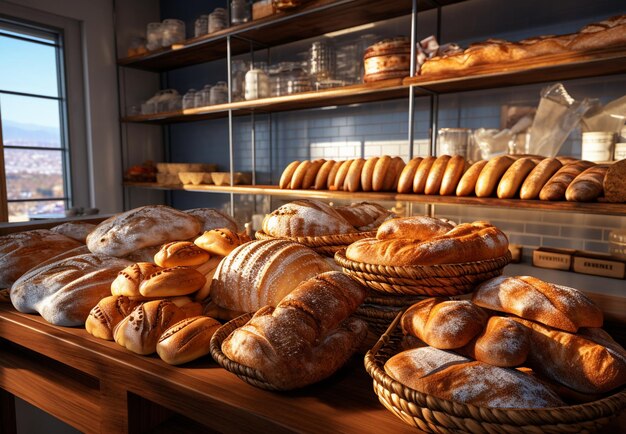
(245, 69), (270, 100)
(183, 89), (197, 109)
(194, 15), (208, 37)
(210, 81), (229, 105)
(161, 19), (185, 47)
(146, 22), (162, 51)
(231, 59), (248, 102)
(209, 8), (228, 33)
(230, 0), (252, 25)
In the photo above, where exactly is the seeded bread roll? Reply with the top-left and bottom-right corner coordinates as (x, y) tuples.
(456, 160), (488, 196)
(413, 157), (436, 194)
(497, 157), (537, 199)
(539, 160), (595, 201)
(424, 155), (451, 195)
(440, 155), (466, 195)
(154, 241), (210, 267)
(565, 164), (609, 202)
(194, 228), (246, 256)
(314, 160), (336, 190)
(157, 316), (221, 365)
(360, 157), (379, 192)
(397, 157), (423, 193)
(460, 316), (530, 367)
(475, 156), (515, 197)
(85, 295), (141, 340)
(519, 158), (563, 200)
(279, 160), (301, 189)
(50, 222), (96, 243)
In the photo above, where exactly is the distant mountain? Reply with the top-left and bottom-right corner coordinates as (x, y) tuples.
(2, 120), (60, 147)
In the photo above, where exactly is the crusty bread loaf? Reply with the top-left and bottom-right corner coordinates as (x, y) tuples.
(397, 157), (423, 193)
(512, 318), (626, 394)
(334, 202), (393, 231)
(472, 276), (603, 332)
(111, 262), (161, 298)
(372, 156), (392, 192)
(475, 156), (515, 197)
(302, 159), (325, 189)
(314, 160), (335, 190)
(375, 216), (454, 241)
(389, 157), (406, 191)
(603, 159), (626, 203)
(360, 157), (378, 192)
(50, 222), (96, 243)
(332, 159), (352, 191)
(384, 347), (564, 408)
(114, 299), (187, 355)
(87, 205), (201, 257)
(344, 158), (365, 192)
(424, 155), (451, 195)
(192, 255), (223, 301)
(401, 298), (488, 349)
(460, 316), (530, 367)
(497, 157), (537, 199)
(539, 160), (595, 201)
(138, 266), (206, 298)
(262, 199), (356, 237)
(327, 160), (345, 189)
(569, 15), (626, 51)
(124, 245), (161, 263)
(0, 230), (83, 289)
(565, 164), (609, 202)
(154, 241), (211, 267)
(279, 160), (300, 189)
(413, 156), (436, 194)
(194, 228), (246, 256)
(85, 295), (141, 340)
(10, 253), (132, 326)
(290, 160), (311, 190)
(440, 155), (466, 196)
(346, 221), (508, 266)
(211, 239), (333, 312)
(156, 316), (221, 365)
(185, 208), (238, 233)
(221, 271), (368, 390)
(519, 158), (562, 200)
(456, 160), (488, 196)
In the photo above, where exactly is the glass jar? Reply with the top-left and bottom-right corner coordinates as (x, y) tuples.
(272, 0), (303, 10)
(230, 0), (251, 25)
(161, 19), (185, 47)
(268, 64), (282, 97)
(284, 62), (311, 94)
(209, 8), (228, 33)
(437, 128), (471, 157)
(210, 81), (229, 105)
(245, 69), (270, 100)
(146, 22), (162, 51)
(194, 15), (208, 37)
(309, 40), (335, 82)
(182, 89), (196, 109)
(231, 59), (248, 102)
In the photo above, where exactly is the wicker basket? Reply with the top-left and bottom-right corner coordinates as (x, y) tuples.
(335, 249), (511, 297)
(255, 230), (376, 257)
(364, 312), (626, 433)
(209, 312), (287, 391)
(356, 293), (424, 337)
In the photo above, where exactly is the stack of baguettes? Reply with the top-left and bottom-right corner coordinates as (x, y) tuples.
(385, 275), (626, 408)
(420, 14), (626, 76)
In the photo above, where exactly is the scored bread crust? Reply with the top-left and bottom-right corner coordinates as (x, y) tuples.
(539, 161), (596, 201)
(111, 262), (163, 297)
(375, 216), (453, 241)
(184, 208), (238, 233)
(157, 316), (221, 365)
(564, 164), (609, 202)
(194, 228), (245, 257)
(262, 199), (356, 237)
(138, 266), (207, 298)
(154, 241), (211, 267)
(86, 295), (141, 340)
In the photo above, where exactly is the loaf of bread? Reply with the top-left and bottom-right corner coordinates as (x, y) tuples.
(512, 318), (626, 394)
(50, 222), (96, 243)
(87, 205), (201, 257)
(375, 216), (454, 241)
(475, 156), (515, 197)
(10, 253), (132, 326)
(194, 228), (246, 256)
(401, 298), (488, 349)
(603, 159), (626, 203)
(413, 157), (436, 194)
(111, 262), (162, 298)
(327, 160), (346, 189)
(154, 241), (211, 267)
(346, 221), (509, 266)
(289, 160), (311, 190)
(302, 159), (325, 189)
(472, 276), (603, 332)
(384, 347), (564, 408)
(279, 160), (300, 189)
(334, 202), (394, 231)
(397, 157), (423, 193)
(565, 164), (609, 202)
(569, 14), (626, 51)
(332, 159), (352, 191)
(496, 157), (537, 199)
(345, 158), (365, 192)
(262, 199), (356, 237)
(424, 155), (451, 195)
(363, 37), (411, 82)
(360, 157), (378, 192)
(210, 239), (333, 313)
(138, 266), (206, 298)
(221, 272), (368, 390)
(156, 316), (221, 365)
(372, 156), (392, 191)
(314, 160), (336, 190)
(440, 155), (466, 196)
(539, 161), (595, 201)
(123, 245), (161, 263)
(0, 230), (83, 289)
(184, 208), (238, 233)
(456, 160), (488, 196)
(519, 158), (562, 200)
(192, 255), (223, 301)
(85, 295), (141, 340)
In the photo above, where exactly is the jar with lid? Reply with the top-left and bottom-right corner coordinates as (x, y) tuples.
(194, 15), (208, 37)
(245, 69), (270, 100)
(193, 85), (209, 107)
(231, 59), (248, 102)
(210, 81), (229, 105)
(146, 22), (162, 51)
(161, 19), (185, 47)
(309, 40), (335, 83)
(280, 62), (311, 95)
(209, 8), (227, 33)
(230, 0), (251, 25)
(268, 64), (282, 97)
(272, 0), (303, 10)
(182, 89), (196, 109)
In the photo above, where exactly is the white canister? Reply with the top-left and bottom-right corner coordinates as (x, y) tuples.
(614, 142), (626, 161)
(581, 131), (615, 162)
(245, 69), (270, 100)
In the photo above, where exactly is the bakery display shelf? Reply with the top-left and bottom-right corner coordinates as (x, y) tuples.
(121, 79), (408, 124)
(123, 182), (626, 216)
(0, 304), (418, 433)
(407, 45), (626, 93)
(117, 0), (466, 72)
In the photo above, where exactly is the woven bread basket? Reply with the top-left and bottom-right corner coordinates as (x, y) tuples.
(356, 293), (424, 337)
(364, 312), (626, 434)
(335, 249), (511, 297)
(255, 230), (376, 257)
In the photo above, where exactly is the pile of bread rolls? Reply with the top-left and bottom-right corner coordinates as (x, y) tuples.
(385, 276), (626, 408)
(420, 14), (626, 76)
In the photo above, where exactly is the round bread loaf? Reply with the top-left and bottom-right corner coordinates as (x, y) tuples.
(261, 199), (356, 237)
(279, 160), (301, 189)
(456, 160), (488, 196)
(375, 216), (454, 241)
(154, 241), (210, 267)
(210, 239), (333, 312)
(85, 295), (141, 340)
(462, 316), (530, 367)
(50, 222), (96, 243)
(397, 157), (423, 193)
(87, 205), (202, 257)
(413, 156), (436, 193)
(138, 266), (206, 298)
(111, 262), (163, 298)
(157, 316), (221, 365)
(314, 160), (336, 190)
(10, 253), (133, 326)
(360, 157), (379, 192)
(194, 228), (245, 256)
(184, 208), (238, 233)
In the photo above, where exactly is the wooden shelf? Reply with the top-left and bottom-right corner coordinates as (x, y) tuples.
(118, 0), (466, 72)
(123, 182), (626, 216)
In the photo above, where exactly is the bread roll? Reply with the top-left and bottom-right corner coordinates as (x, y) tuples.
(440, 155), (466, 195)
(397, 157), (423, 193)
(332, 159), (352, 191)
(384, 347), (564, 408)
(424, 155), (451, 195)
(279, 160), (301, 189)
(519, 158), (563, 200)
(114, 299), (187, 355)
(334, 202), (393, 231)
(388, 156), (406, 191)
(496, 157), (537, 199)
(85, 295), (141, 340)
(375, 216), (454, 241)
(401, 298), (488, 349)
(413, 156), (436, 193)
(184, 208), (238, 233)
(512, 318), (626, 394)
(154, 241), (210, 267)
(326, 160), (345, 189)
(565, 164), (609, 202)
(360, 157), (378, 192)
(111, 262), (162, 297)
(539, 160), (595, 201)
(261, 199), (356, 237)
(472, 276), (603, 332)
(0, 230), (82, 289)
(194, 228), (245, 256)
(50, 222), (96, 243)
(604, 159), (626, 203)
(475, 156), (515, 197)
(87, 205), (201, 257)
(211, 239), (333, 312)
(461, 316), (530, 367)
(10, 253), (132, 326)
(456, 160), (487, 196)
(345, 158), (365, 192)
(192, 255), (223, 301)
(138, 266), (206, 298)
(314, 160), (335, 190)
(372, 156), (392, 192)
(302, 159), (325, 189)
(156, 316), (221, 365)
(221, 272), (368, 390)
(289, 160), (311, 190)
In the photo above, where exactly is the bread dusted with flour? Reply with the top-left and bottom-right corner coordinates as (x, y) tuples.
(262, 199), (356, 237)
(334, 202), (394, 231)
(221, 272), (368, 390)
(184, 208), (238, 233)
(210, 239), (333, 313)
(50, 222), (96, 243)
(375, 216), (454, 241)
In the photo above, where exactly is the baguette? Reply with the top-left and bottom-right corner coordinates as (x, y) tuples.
(539, 160), (595, 201)
(360, 157), (379, 192)
(279, 161), (300, 189)
(456, 160), (488, 196)
(388, 157), (406, 191)
(314, 160), (336, 190)
(345, 158), (365, 192)
(372, 156), (392, 191)
(440, 155), (466, 195)
(332, 159), (353, 191)
(519, 158), (562, 199)
(397, 157), (423, 193)
(289, 160), (311, 190)
(475, 156), (515, 197)
(424, 155), (451, 195)
(326, 160), (344, 189)
(460, 316), (530, 367)
(413, 156), (436, 194)
(496, 157), (537, 199)
(302, 159), (325, 189)
(565, 164), (609, 202)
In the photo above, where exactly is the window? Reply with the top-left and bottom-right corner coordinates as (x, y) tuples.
(0, 19), (70, 222)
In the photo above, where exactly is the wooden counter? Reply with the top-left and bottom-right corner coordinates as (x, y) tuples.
(1, 303), (625, 433)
